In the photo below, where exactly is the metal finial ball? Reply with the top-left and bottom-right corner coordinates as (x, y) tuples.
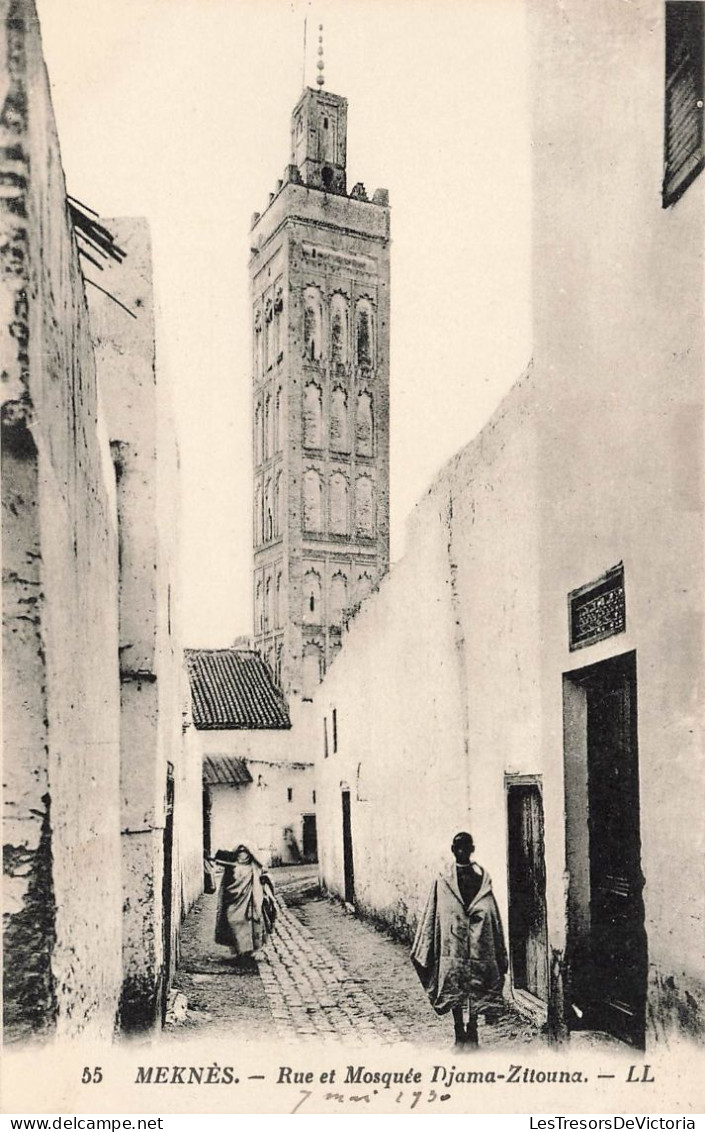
(316, 75), (324, 86)
(317, 59), (324, 70)
(319, 23), (323, 30)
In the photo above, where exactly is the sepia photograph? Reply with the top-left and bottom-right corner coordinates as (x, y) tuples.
(2, 0), (704, 1118)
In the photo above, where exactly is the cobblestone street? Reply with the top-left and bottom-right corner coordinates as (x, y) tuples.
(166, 866), (541, 1050)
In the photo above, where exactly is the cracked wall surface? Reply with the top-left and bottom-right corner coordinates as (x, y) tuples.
(1, 0), (122, 1042)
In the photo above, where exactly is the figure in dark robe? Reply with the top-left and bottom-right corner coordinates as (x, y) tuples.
(411, 831), (508, 1046)
(211, 845), (276, 962)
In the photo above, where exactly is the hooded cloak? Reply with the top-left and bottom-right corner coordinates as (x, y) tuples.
(214, 844), (274, 955)
(411, 862), (508, 1014)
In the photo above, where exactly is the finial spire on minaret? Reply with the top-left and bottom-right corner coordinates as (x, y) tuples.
(316, 24), (325, 87)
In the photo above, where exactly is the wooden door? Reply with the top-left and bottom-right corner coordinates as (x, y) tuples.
(583, 653), (646, 1046)
(302, 814), (318, 861)
(507, 781), (549, 1000)
(342, 790), (355, 904)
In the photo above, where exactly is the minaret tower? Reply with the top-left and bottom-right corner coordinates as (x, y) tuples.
(250, 30), (390, 701)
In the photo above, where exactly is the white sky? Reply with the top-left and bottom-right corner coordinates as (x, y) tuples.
(36, 0), (532, 646)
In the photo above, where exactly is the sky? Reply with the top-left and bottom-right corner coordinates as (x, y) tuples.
(35, 0), (532, 646)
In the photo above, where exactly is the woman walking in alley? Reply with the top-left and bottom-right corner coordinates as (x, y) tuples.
(411, 832), (508, 1048)
(211, 845), (277, 963)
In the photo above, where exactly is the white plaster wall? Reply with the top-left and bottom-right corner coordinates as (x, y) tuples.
(196, 727), (315, 866)
(89, 219), (201, 1027)
(528, 0), (704, 1039)
(1, 0), (123, 1042)
(314, 1), (704, 1046)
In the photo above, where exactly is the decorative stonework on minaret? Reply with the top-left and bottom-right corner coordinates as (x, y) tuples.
(249, 64), (391, 702)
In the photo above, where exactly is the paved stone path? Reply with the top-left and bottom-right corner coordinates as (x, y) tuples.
(166, 866), (540, 1049)
(258, 897), (402, 1045)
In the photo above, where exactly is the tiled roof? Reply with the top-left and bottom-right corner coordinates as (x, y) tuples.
(185, 648), (291, 730)
(203, 756), (253, 787)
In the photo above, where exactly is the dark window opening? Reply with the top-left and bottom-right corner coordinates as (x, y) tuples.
(312, 790), (316, 804)
(287, 787), (293, 802)
(332, 707), (338, 753)
(324, 717), (329, 758)
(664, 1), (704, 206)
(309, 594), (315, 613)
(321, 165), (334, 189)
(323, 117), (329, 128)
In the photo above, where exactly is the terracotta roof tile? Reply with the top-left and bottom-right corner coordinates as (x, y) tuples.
(185, 648), (290, 730)
(202, 756), (253, 786)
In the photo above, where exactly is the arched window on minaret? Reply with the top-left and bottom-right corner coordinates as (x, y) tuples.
(357, 572), (373, 602)
(265, 298), (274, 370)
(253, 483), (262, 546)
(264, 478), (273, 541)
(254, 401), (263, 465)
(303, 570), (322, 623)
(275, 569), (283, 628)
(330, 387), (349, 452)
(330, 572), (348, 626)
(355, 299), (374, 369)
(254, 307), (263, 378)
(356, 391), (373, 456)
(329, 471), (349, 535)
(330, 294), (348, 368)
(264, 394), (272, 460)
(303, 468), (323, 532)
(355, 475), (375, 537)
(303, 287), (323, 361)
(274, 285), (284, 361)
(275, 470), (284, 537)
(255, 579), (263, 633)
(302, 641), (323, 700)
(274, 387), (283, 452)
(303, 382), (323, 449)
(264, 576), (272, 630)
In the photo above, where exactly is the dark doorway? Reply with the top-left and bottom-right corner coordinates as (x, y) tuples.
(564, 650), (647, 1047)
(202, 786), (215, 893)
(302, 813), (318, 861)
(161, 763), (175, 1023)
(341, 790), (355, 904)
(506, 779), (549, 1001)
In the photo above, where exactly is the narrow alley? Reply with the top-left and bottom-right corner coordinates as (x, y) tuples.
(165, 866), (540, 1050)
